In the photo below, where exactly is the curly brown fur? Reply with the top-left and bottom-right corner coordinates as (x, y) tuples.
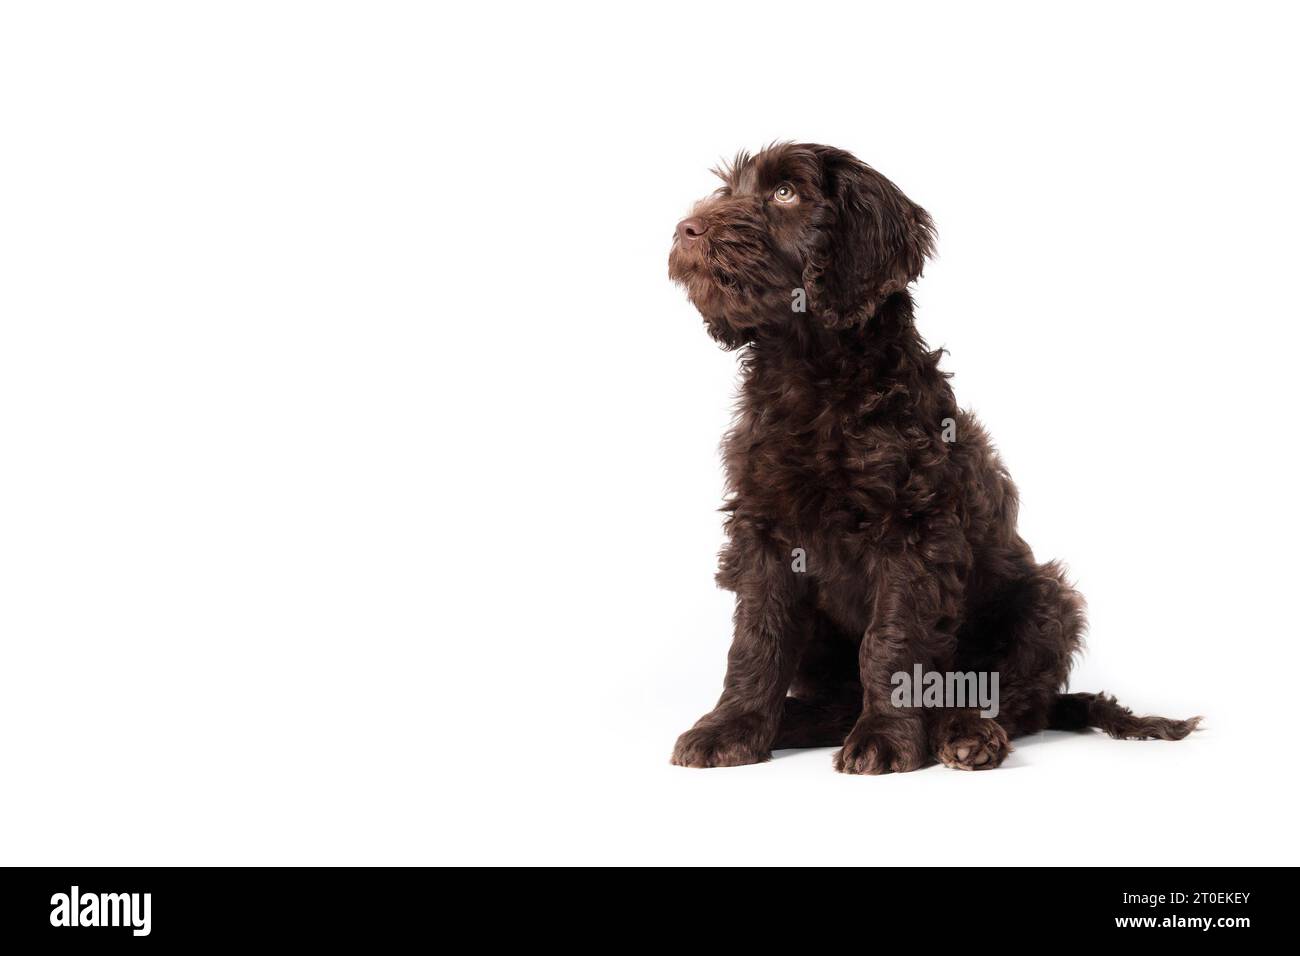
(1049, 692), (1202, 740)
(667, 143), (1199, 773)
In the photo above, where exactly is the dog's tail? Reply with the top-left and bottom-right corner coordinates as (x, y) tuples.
(1047, 691), (1201, 740)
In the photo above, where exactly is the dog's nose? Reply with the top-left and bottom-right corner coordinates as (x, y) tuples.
(676, 217), (708, 242)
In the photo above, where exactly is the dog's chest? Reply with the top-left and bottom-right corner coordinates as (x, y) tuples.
(729, 393), (914, 543)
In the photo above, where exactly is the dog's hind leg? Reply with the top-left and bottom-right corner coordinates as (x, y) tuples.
(959, 559), (1087, 739)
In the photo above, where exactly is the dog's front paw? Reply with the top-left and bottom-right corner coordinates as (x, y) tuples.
(834, 716), (927, 775)
(671, 713), (770, 768)
(936, 716), (1010, 771)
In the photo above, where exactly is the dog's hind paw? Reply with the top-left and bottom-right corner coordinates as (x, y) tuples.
(936, 716), (1010, 771)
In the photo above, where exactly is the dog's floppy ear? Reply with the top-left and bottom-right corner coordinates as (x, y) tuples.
(801, 148), (935, 328)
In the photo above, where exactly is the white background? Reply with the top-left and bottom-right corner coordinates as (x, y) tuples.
(2, 2), (1297, 866)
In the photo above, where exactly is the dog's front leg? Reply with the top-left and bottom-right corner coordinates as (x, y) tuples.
(835, 557), (961, 775)
(671, 540), (812, 768)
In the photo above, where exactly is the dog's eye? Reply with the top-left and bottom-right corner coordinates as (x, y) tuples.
(772, 184), (798, 204)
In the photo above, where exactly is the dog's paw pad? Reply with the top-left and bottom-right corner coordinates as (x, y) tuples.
(938, 720), (1010, 771)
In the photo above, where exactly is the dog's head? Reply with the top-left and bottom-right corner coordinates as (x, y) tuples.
(668, 143), (935, 348)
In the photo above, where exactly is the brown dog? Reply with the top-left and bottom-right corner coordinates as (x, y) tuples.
(668, 143), (1199, 772)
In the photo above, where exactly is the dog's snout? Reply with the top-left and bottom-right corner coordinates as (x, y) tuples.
(676, 217), (708, 242)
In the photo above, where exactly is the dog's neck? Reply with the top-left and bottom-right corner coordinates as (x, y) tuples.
(741, 292), (956, 421)
(747, 291), (919, 366)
